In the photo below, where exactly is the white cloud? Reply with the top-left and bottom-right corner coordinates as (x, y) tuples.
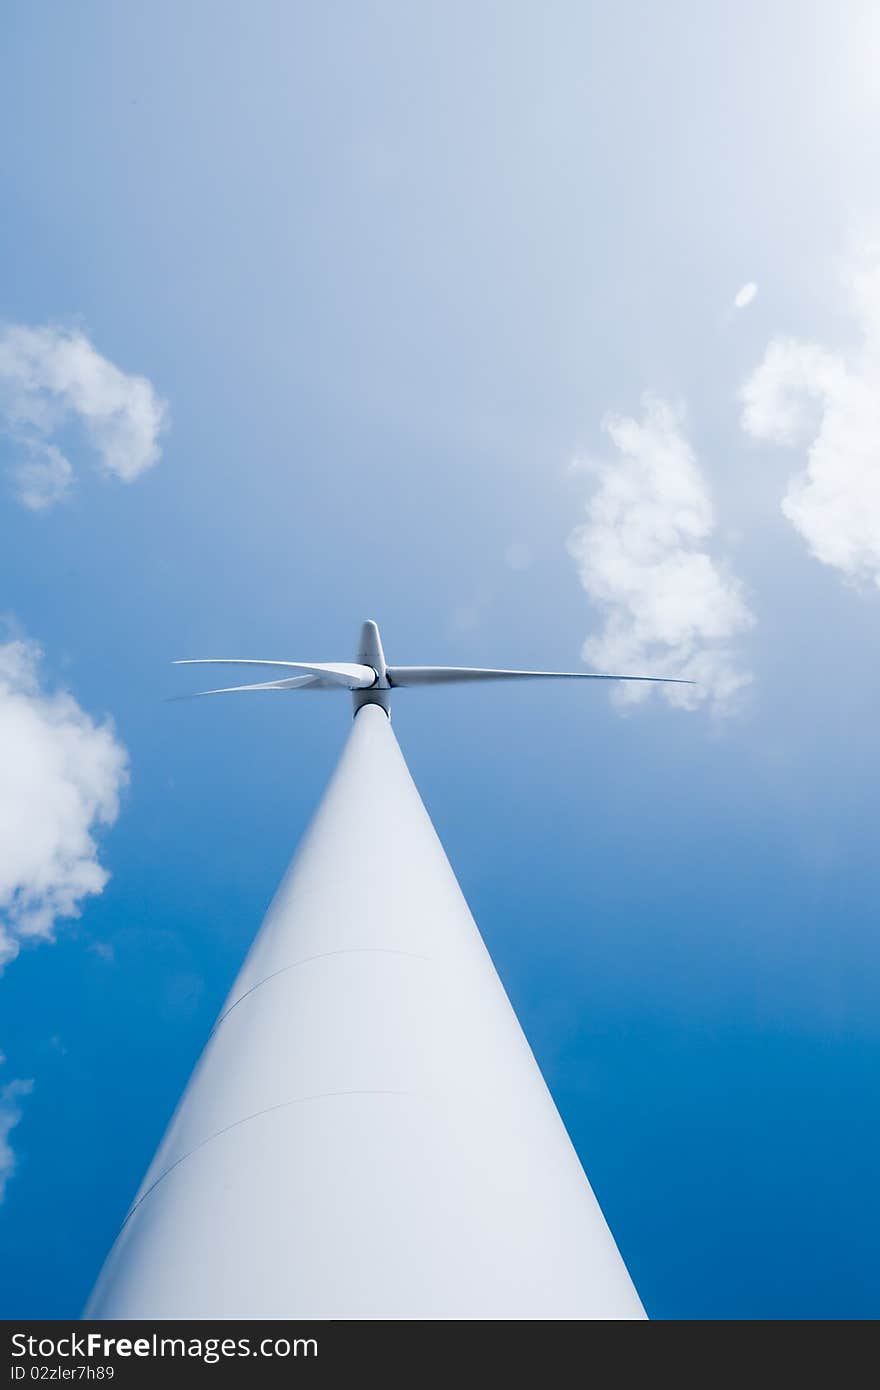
(0, 324), (168, 507)
(740, 244), (880, 587)
(0, 632), (129, 969)
(12, 442), (75, 511)
(0, 1076), (33, 1204)
(734, 282), (758, 309)
(567, 396), (754, 713)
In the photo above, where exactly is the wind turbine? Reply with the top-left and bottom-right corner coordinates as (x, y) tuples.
(86, 621), (688, 1320)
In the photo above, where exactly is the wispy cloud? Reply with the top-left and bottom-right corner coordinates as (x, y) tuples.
(734, 282), (758, 310)
(740, 243), (880, 587)
(0, 630), (129, 969)
(0, 324), (168, 509)
(0, 1076), (33, 1204)
(567, 396), (754, 713)
(11, 442), (75, 510)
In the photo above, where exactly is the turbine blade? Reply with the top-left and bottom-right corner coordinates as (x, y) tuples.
(386, 666), (695, 687)
(167, 676), (317, 701)
(173, 660), (376, 690)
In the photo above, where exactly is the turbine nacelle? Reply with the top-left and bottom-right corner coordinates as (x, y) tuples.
(354, 619), (392, 717)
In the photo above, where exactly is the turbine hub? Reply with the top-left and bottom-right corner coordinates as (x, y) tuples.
(353, 620), (392, 718)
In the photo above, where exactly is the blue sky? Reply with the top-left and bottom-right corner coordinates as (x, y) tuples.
(1, 0), (879, 1318)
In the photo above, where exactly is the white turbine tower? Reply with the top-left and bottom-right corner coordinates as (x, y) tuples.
(87, 622), (688, 1320)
